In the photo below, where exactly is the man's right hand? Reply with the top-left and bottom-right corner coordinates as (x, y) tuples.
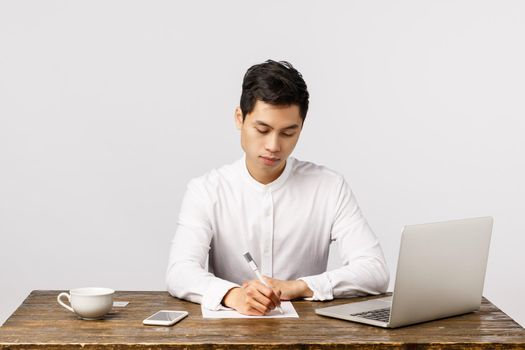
(222, 280), (282, 316)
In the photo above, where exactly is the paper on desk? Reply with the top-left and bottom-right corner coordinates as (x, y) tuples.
(201, 301), (298, 318)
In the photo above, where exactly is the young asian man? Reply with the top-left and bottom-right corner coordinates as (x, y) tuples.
(166, 59), (389, 316)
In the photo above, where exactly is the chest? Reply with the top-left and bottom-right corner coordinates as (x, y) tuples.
(209, 185), (336, 251)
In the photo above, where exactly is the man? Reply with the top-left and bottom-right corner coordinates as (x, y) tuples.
(166, 59), (389, 316)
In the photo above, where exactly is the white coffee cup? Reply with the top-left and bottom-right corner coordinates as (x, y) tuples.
(57, 287), (115, 320)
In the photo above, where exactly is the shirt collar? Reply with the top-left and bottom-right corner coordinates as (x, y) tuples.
(239, 154), (295, 193)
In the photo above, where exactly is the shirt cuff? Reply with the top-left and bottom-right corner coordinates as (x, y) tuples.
(201, 278), (240, 311)
(298, 273), (334, 301)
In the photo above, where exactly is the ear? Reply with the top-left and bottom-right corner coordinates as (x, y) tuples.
(234, 107), (244, 130)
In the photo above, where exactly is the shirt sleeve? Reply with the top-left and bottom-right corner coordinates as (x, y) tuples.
(298, 177), (390, 300)
(165, 179), (239, 310)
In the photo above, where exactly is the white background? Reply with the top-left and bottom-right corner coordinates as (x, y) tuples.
(1, 1), (524, 327)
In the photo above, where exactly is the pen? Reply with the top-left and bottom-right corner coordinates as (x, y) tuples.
(242, 252), (284, 314)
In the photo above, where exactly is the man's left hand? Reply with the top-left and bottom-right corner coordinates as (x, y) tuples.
(263, 277), (314, 300)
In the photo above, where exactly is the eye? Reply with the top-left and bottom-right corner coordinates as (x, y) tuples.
(256, 128), (269, 134)
(282, 132), (295, 137)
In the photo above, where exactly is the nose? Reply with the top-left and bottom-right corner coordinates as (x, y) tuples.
(265, 134), (280, 153)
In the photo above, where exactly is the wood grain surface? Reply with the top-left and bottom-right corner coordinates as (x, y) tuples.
(0, 290), (524, 349)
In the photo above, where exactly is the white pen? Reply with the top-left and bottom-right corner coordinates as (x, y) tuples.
(242, 252), (284, 314)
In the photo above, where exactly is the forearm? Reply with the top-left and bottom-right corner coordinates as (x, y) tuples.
(263, 278), (313, 300)
(328, 256), (390, 297)
(167, 260), (239, 309)
(166, 223), (239, 309)
(288, 279), (314, 299)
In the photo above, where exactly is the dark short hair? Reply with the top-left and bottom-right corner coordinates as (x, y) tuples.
(240, 59), (309, 122)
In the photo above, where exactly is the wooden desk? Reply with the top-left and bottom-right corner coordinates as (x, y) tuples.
(1, 290), (524, 349)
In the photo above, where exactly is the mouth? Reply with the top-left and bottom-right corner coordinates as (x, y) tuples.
(260, 156), (281, 166)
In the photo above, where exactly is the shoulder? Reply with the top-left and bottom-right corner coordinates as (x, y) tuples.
(186, 158), (240, 197)
(290, 157), (345, 186)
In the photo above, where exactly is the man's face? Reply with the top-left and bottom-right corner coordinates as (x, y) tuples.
(235, 100), (303, 184)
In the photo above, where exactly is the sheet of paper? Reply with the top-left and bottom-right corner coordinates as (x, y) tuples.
(201, 301), (299, 318)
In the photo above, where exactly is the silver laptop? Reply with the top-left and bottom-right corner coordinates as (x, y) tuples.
(315, 216), (493, 328)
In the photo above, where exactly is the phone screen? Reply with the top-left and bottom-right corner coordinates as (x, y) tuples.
(148, 311), (186, 321)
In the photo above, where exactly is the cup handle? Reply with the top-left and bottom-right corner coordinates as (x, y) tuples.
(57, 292), (74, 313)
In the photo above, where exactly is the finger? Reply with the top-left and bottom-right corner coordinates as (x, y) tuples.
(267, 288), (282, 307)
(245, 305), (265, 316)
(254, 280), (281, 306)
(244, 288), (272, 314)
(245, 285), (276, 312)
(244, 280), (281, 309)
(236, 285), (266, 316)
(236, 302), (265, 316)
(248, 297), (273, 314)
(252, 280), (275, 296)
(253, 281), (281, 308)
(259, 277), (282, 305)
(263, 287), (281, 307)
(239, 283), (271, 315)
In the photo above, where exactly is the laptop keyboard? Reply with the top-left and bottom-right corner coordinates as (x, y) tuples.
(351, 307), (391, 323)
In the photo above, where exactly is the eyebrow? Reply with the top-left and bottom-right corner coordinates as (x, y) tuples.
(254, 120), (300, 131)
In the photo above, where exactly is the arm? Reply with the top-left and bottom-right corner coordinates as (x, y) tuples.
(297, 178), (390, 300)
(262, 278), (313, 300)
(165, 180), (239, 310)
(166, 179), (282, 314)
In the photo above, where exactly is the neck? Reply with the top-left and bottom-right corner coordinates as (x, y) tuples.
(245, 158), (287, 185)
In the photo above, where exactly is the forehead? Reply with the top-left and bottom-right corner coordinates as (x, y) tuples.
(246, 100), (302, 128)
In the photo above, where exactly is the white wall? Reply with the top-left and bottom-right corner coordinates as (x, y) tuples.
(1, 0), (524, 327)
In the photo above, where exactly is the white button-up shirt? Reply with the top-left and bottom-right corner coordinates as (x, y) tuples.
(166, 156), (389, 310)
